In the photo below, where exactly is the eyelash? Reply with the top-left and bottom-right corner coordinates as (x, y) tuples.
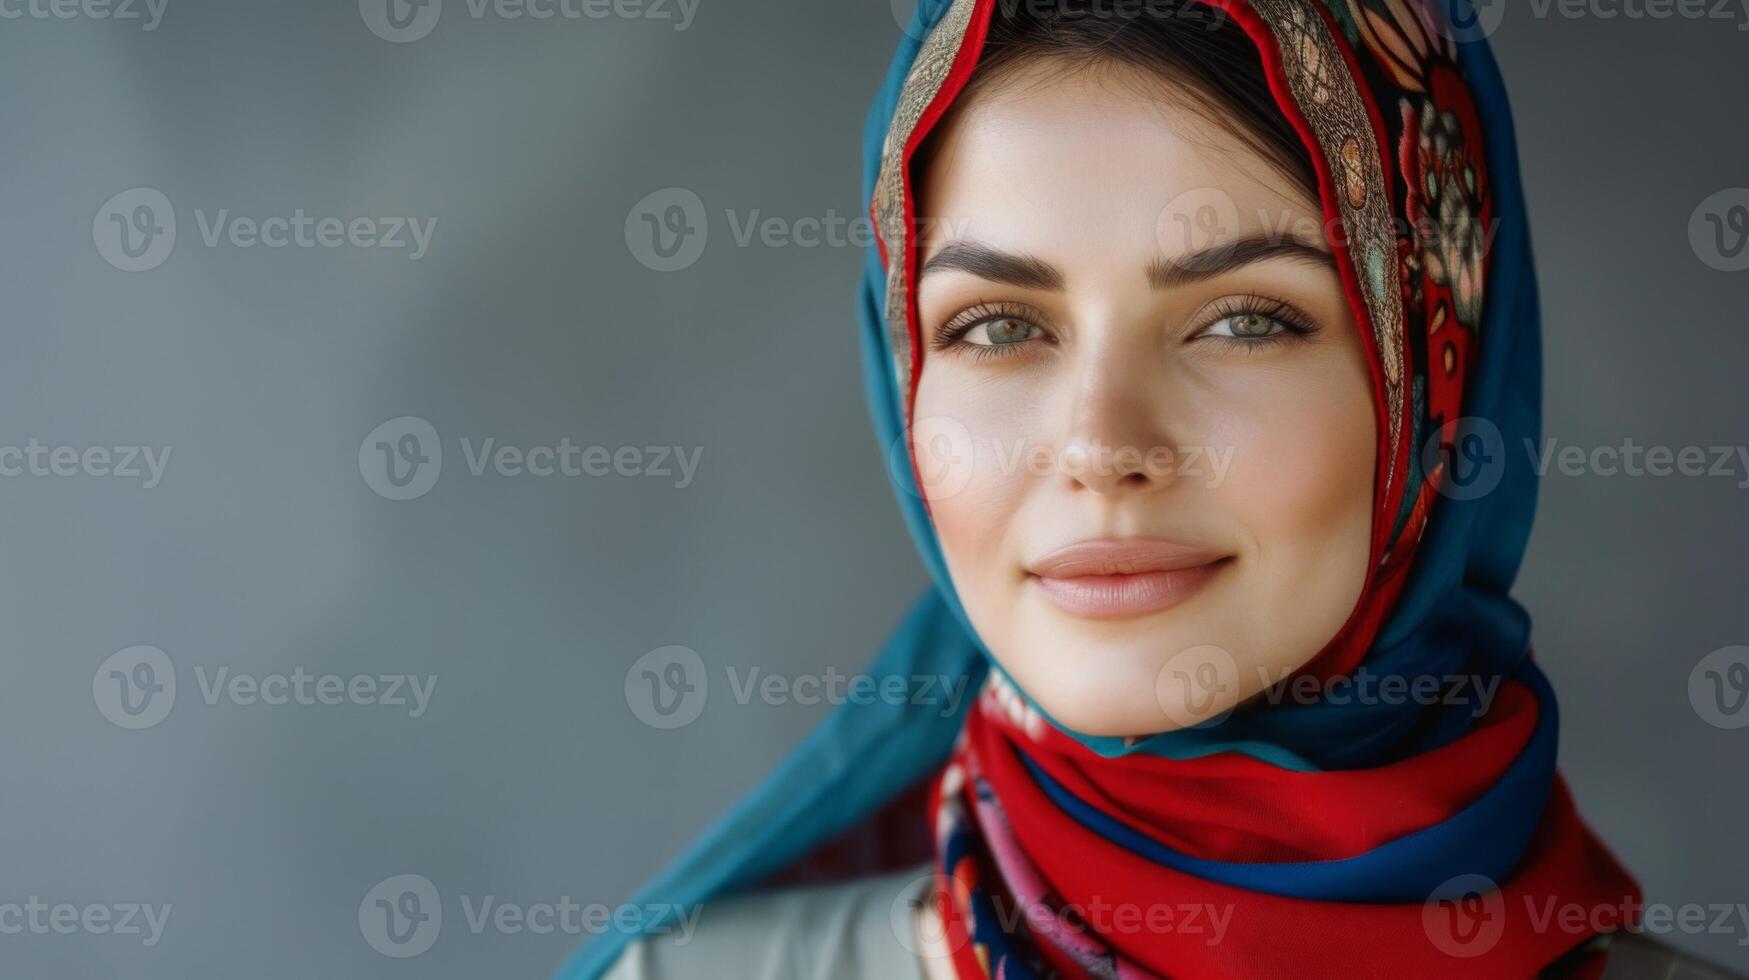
(929, 300), (1049, 361)
(1196, 295), (1321, 352)
(928, 294), (1321, 360)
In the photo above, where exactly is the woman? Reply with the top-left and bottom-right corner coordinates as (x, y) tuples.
(571, 1), (1740, 977)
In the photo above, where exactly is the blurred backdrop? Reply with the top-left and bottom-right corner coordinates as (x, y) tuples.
(1, 0), (1746, 976)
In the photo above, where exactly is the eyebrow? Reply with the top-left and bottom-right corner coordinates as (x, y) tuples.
(918, 240), (1065, 290)
(1147, 235), (1335, 290)
(917, 235), (1335, 291)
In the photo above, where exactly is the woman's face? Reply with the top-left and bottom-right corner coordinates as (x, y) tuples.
(912, 61), (1377, 739)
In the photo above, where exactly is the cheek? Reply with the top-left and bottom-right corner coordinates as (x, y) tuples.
(1207, 358), (1376, 628)
(911, 369), (1046, 572)
(1224, 393), (1372, 537)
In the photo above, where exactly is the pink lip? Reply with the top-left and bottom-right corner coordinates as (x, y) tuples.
(1025, 539), (1230, 620)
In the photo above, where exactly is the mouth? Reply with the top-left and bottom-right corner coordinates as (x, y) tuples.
(1025, 538), (1232, 620)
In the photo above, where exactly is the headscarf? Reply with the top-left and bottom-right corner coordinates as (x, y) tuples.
(558, 2), (1641, 977)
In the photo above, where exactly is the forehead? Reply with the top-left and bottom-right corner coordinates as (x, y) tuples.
(916, 61), (1321, 262)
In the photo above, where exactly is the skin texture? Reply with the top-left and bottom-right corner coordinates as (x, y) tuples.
(910, 59), (1378, 741)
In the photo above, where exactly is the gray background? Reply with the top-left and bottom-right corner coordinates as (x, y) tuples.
(1, 1), (1746, 976)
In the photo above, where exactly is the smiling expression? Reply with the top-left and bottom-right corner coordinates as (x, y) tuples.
(910, 60), (1378, 738)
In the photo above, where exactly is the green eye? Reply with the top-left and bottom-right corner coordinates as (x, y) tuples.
(1205, 313), (1287, 340)
(964, 317), (1042, 346)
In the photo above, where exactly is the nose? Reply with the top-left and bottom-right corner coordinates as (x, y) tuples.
(1055, 344), (1179, 497)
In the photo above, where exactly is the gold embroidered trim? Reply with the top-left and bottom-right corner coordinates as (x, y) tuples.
(1250, 0), (1407, 498)
(872, 0), (979, 411)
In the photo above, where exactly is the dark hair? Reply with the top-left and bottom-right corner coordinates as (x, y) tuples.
(919, 0), (1318, 202)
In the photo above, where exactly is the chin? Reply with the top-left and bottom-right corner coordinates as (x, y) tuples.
(1044, 702), (1182, 739)
(1026, 678), (1195, 739)
(1000, 622), (1214, 740)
